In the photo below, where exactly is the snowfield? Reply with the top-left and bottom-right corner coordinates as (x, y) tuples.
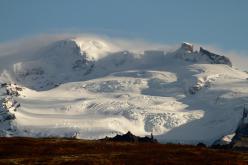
(0, 37), (248, 145)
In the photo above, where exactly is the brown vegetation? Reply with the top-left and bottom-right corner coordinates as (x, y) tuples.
(0, 137), (248, 165)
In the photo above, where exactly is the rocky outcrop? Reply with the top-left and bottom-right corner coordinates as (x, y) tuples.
(175, 43), (232, 67)
(227, 106), (248, 151)
(0, 104), (15, 122)
(212, 106), (248, 151)
(181, 42), (194, 53)
(102, 131), (158, 143)
(0, 83), (21, 136)
(199, 47), (232, 67)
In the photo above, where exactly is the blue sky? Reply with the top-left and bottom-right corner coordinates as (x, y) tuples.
(0, 0), (248, 53)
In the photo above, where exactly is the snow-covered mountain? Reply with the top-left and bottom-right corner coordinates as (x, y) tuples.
(0, 36), (247, 145)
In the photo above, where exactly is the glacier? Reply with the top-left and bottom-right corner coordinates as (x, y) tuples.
(0, 36), (248, 145)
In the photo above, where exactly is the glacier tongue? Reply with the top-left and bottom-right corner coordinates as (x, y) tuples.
(0, 36), (247, 145)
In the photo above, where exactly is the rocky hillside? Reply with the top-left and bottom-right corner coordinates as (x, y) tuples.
(0, 137), (247, 165)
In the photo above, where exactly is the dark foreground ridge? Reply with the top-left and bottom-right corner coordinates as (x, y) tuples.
(0, 137), (248, 165)
(101, 131), (158, 143)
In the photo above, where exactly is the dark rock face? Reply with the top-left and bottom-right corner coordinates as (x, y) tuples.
(196, 143), (206, 148)
(228, 108), (248, 151)
(175, 43), (233, 67)
(199, 47), (232, 67)
(189, 85), (202, 95)
(3, 113), (16, 121)
(213, 107), (248, 151)
(0, 107), (16, 122)
(0, 83), (8, 88)
(0, 84), (20, 125)
(103, 131), (158, 143)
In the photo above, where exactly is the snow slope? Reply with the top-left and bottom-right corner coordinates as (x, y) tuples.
(0, 37), (248, 145)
